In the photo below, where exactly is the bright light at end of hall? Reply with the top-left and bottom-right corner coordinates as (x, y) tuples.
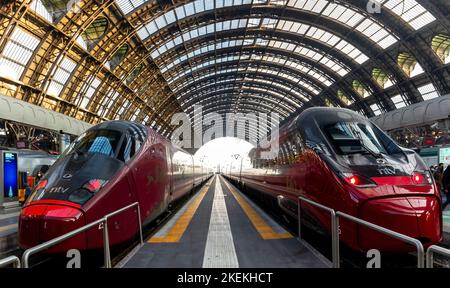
(194, 137), (254, 172)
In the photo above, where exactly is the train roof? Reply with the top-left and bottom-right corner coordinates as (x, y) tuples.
(292, 107), (369, 129)
(89, 120), (148, 142)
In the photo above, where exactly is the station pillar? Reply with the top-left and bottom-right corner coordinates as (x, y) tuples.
(59, 131), (71, 154)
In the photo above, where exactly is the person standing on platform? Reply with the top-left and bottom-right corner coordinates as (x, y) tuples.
(434, 163), (444, 193)
(442, 164), (450, 207)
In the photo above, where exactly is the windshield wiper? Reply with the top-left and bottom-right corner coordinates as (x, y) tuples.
(358, 140), (383, 159)
(349, 127), (384, 159)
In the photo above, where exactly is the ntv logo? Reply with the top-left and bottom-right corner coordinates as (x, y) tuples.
(170, 105), (280, 159)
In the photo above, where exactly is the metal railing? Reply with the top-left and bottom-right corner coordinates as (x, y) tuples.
(335, 211), (424, 268)
(21, 202), (143, 268)
(426, 245), (450, 268)
(0, 256), (20, 268)
(298, 196), (427, 268)
(298, 196), (339, 268)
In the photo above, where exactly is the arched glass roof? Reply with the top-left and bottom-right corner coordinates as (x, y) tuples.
(0, 0), (447, 138)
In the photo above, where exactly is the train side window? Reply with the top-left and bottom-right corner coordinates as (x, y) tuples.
(135, 139), (142, 153)
(118, 136), (136, 162)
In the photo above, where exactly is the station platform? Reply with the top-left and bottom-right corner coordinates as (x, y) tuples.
(0, 209), (19, 256)
(443, 203), (450, 235)
(120, 175), (329, 268)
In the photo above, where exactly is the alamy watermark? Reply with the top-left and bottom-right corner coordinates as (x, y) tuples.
(366, 0), (382, 14)
(170, 105), (279, 159)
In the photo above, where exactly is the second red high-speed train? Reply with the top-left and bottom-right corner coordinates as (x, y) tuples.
(19, 120), (211, 253)
(229, 107), (442, 252)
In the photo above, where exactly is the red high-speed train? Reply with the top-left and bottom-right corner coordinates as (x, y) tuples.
(229, 107), (442, 252)
(19, 121), (210, 253)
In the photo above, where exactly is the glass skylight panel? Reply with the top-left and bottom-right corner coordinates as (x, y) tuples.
(355, 19), (398, 49)
(174, 68), (238, 92)
(321, 3), (365, 27)
(307, 27), (340, 46)
(104, 61), (111, 70)
(167, 55), (238, 83)
(182, 79), (238, 95)
(137, 26), (151, 40)
(288, 0), (328, 14)
(131, 108), (141, 121)
(248, 18), (261, 28)
(117, 99), (130, 119)
(391, 94), (406, 109)
(99, 89), (119, 116)
(161, 11), (177, 27)
(334, 41), (369, 64)
(159, 38), (253, 73)
(30, 0), (53, 22)
(47, 56), (77, 97)
(167, 51), (327, 95)
(380, 0), (436, 30)
(261, 18), (278, 29)
(253, 68), (317, 99)
(385, 78), (394, 88)
(80, 77), (101, 109)
(136, 0), (251, 41)
(289, 44), (349, 76)
(0, 28), (40, 80)
(370, 104), (382, 116)
(151, 17), (368, 67)
(115, 0), (147, 15)
(410, 63), (424, 77)
(418, 83), (439, 101)
(251, 78), (305, 100)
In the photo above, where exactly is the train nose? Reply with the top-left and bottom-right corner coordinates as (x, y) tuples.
(19, 201), (87, 253)
(357, 196), (441, 252)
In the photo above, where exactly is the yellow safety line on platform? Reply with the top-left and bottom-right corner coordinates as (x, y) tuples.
(0, 223), (17, 233)
(148, 179), (212, 243)
(222, 178), (292, 240)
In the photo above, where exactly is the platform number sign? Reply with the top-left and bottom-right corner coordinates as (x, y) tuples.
(3, 152), (18, 199)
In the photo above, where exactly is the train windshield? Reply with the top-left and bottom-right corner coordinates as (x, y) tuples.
(326, 122), (387, 156)
(62, 129), (122, 159)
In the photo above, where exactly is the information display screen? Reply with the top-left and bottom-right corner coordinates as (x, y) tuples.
(3, 152), (18, 198)
(439, 147), (450, 169)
